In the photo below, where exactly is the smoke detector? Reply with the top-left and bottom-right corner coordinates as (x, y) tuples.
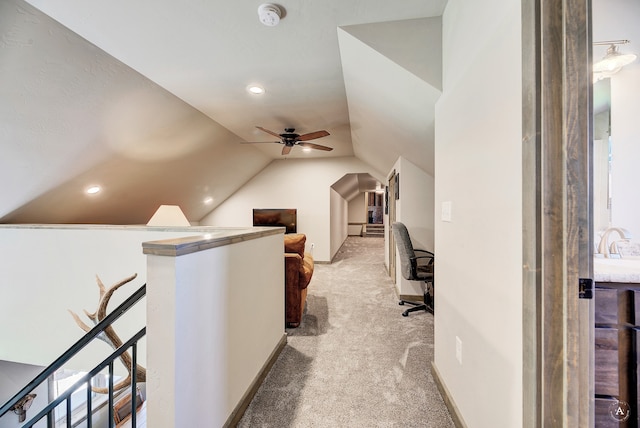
(258, 4), (282, 27)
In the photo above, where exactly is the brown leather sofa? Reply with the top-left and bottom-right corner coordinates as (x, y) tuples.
(284, 233), (314, 327)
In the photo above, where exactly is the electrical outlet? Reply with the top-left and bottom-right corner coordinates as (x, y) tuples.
(455, 336), (462, 364)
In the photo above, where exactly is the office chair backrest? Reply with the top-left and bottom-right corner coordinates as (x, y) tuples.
(392, 222), (417, 280)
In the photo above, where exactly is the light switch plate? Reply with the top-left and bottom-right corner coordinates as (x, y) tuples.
(441, 201), (452, 222)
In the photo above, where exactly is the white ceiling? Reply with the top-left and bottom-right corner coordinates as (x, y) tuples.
(0, 0), (445, 223)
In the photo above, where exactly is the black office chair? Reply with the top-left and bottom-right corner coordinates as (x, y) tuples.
(392, 222), (434, 316)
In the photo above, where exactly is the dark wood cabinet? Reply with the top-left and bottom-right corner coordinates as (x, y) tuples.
(595, 283), (640, 427)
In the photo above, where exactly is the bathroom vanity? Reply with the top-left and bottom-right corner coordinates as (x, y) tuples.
(594, 258), (640, 427)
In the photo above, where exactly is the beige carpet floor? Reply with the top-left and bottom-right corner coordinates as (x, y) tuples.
(238, 236), (454, 428)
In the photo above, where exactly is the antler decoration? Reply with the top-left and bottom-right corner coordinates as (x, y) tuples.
(68, 273), (146, 394)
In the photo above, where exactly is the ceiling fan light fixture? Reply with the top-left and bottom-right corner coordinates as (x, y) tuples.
(246, 84), (265, 95)
(258, 4), (282, 27)
(246, 126), (333, 155)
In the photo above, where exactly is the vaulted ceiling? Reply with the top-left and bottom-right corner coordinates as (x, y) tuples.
(0, 0), (444, 224)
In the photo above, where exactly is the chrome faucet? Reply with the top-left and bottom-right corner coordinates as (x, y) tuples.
(597, 227), (632, 258)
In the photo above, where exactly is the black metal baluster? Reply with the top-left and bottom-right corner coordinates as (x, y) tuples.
(131, 342), (137, 427)
(109, 361), (114, 427)
(66, 396), (72, 426)
(86, 378), (92, 428)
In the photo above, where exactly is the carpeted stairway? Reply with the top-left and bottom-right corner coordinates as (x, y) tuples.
(238, 236), (454, 427)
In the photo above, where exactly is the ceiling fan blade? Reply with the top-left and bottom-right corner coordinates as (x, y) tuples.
(282, 145), (293, 155)
(296, 130), (330, 141)
(297, 142), (333, 151)
(240, 140), (281, 145)
(256, 126), (282, 138)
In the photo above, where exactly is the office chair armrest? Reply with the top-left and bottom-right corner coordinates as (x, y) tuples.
(409, 260), (433, 278)
(414, 249), (434, 257)
(412, 254), (434, 266)
(409, 255), (434, 278)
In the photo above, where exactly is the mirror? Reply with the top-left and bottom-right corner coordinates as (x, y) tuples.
(593, 78), (611, 235)
(593, 0), (640, 241)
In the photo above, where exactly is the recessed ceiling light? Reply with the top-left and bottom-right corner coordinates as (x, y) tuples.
(302, 147), (312, 153)
(203, 196), (214, 205)
(86, 185), (101, 195)
(247, 85), (265, 95)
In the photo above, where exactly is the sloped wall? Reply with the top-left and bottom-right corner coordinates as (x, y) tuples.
(0, 0), (271, 225)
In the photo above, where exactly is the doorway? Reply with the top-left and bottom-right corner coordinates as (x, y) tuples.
(365, 191), (384, 225)
(363, 191), (385, 238)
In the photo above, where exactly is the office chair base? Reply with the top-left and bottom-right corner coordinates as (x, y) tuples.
(399, 291), (434, 317)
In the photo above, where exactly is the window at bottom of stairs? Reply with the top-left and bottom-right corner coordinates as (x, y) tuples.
(52, 369), (124, 427)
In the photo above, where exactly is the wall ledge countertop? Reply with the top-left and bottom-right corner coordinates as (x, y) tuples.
(594, 257), (640, 283)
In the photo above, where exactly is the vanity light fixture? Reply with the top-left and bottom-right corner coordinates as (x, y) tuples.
(594, 40), (637, 80)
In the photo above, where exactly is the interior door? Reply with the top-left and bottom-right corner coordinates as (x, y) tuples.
(522, 0), (594, 426)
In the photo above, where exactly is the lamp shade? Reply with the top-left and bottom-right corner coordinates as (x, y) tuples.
(147, 205), (190, 226)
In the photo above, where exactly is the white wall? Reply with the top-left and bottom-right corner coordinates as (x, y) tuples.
(0, 226), (223, 370)
(0, 361), (47, 428)
(434, 0), (522, 427)
(394, 157), (434, 251)
(200, 157), (384, 262)
(347, 194), (366, 236)
(348, 194), (366, 224)
(330, 188), (348, 259)
(389, 157), (434, 297)
(145, 231), (284, 427)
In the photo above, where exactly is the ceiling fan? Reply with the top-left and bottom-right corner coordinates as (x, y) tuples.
(243, 126), (333, 155)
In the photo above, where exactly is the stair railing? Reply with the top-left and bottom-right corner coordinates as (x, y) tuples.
(0, 283), (146, 427)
